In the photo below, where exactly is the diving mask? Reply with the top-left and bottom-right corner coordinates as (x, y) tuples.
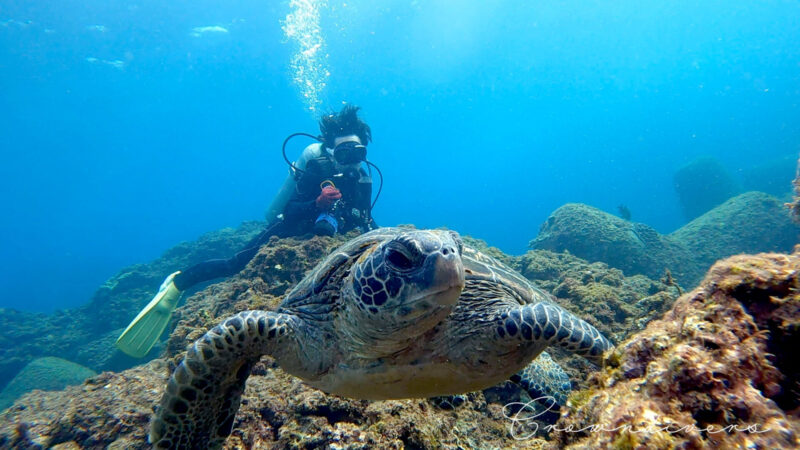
(332, 141), (367, 165)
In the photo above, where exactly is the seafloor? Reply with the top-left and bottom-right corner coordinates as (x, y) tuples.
(0, 185), (798, 448)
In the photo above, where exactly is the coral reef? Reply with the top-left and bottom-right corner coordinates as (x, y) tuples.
(0, 222), (263, 395)
(0, 357), (96, 411)
(673, 155), (741, 221)
(0, 228), (680, 448)
(4, 226), (796, 448)
(551, 250), (800, 449)
(531, 192), (799, 288)
(5, 214), (795, 449)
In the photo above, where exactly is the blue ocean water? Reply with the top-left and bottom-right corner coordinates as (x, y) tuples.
(1, 0), (798, 313)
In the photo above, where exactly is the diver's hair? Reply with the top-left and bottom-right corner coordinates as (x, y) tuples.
(319, 104), (372, 148)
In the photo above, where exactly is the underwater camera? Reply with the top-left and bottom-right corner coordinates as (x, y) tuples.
(314, 180), (341, 236)
(314, 211), (338, 236)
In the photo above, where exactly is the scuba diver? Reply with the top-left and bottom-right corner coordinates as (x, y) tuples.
(116, 104), (382, 358)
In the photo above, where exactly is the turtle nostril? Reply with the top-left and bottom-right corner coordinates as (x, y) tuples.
(441, 246), (459, 258)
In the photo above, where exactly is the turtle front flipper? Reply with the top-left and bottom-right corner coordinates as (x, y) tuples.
(500, 302), (613, 365)
(149, 310), (299, 449)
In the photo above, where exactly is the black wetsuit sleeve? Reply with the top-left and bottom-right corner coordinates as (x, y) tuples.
(172, 221), (288, 291)
(283, 197), (318, 226)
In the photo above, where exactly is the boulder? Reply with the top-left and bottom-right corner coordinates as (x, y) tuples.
(531, 192), (799, 288)
(529, 203), (695, 284)
(0, 357), (96, 411)
(669, 191), (799, 277)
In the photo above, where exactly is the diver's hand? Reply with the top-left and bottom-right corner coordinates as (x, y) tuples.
(316, 186), (341, 209)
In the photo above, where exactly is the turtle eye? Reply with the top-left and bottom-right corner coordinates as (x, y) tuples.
(386, 248), (415, 271)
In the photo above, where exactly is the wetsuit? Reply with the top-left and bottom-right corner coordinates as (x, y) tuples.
(172, 155), (375, 291)
(283, 155), (374, 236)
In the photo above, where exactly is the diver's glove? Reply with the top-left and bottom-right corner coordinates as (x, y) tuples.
(115, 271), (183, 358)
(315, 185), (342, 209)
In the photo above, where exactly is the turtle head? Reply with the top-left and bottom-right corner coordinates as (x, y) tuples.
(342, 229), (465, 354)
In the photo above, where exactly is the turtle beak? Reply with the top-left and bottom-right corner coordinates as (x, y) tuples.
(431, 245), (465, 307)
(396, 250), (463, 321)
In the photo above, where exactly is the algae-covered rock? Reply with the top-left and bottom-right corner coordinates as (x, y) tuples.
(552, 250), (800, 449)
(0, 222), (264, 390)
(0, 360), (166, 448)
(509, 249), (682, 390)
(529, 203), (695, 285)
(669, 191), (799, 274)
(531, 193), (799, 289)
(513, 249), (681, 346)
(0, 357), (96, 411)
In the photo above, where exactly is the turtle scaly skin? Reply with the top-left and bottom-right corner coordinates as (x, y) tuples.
(150, 312), (299, 447)
(150, 228), (612, 448)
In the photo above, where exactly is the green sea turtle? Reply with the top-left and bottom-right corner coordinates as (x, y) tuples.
(150, 228), (613, 448)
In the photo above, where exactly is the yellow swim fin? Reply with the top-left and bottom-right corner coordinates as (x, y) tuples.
(116, 271), (182, 358)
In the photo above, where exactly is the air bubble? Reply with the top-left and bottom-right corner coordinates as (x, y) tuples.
(283, 0), (330, 113)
